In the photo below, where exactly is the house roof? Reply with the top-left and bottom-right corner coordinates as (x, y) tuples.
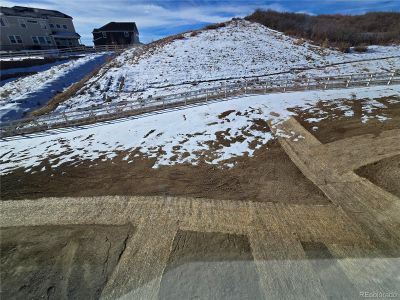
(0, 6), (72, 19)
(93, 22), (138, 34)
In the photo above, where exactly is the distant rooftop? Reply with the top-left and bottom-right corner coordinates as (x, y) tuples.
(0, 6), (72, 19)
(93, 22), (138, 33)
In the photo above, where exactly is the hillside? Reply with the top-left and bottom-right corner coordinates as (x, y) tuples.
(246, 10), (400, 48)
(49, 19), (399, 115)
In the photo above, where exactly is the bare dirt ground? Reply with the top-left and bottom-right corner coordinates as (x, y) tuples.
(3, 96), (399, 203)
(273, 117), (400, 250)
(0, 140), (329, 204)
(292, 96), (400, 143)
(1, 95), (399, 299)
(0, 224), (133, 300)
(356, 154), (400, 198)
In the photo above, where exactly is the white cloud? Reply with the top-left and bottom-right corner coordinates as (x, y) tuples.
(3, 0), (266, 43)
(4, 0), (397, 44)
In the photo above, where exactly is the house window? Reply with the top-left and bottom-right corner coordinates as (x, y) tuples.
(50, 23), (54, 28)
(56, 24), (61, 28)
(27, 20), (38, 24)
(102, 32), (106, 38)
(38, 36), (46, 44)
(40, 21), (47, 29)
(9, 36), (16, 44)
(124, 31), (129, 37)
(63, 24), (67, 29)
(19, 19), (27, 28)
(1, 17), (8, 27)
(9, 35), (22, 44)
(32, 36), (39, 44)
(45, 37), (52, 44)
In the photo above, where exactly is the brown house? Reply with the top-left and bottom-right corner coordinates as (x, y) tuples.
(92, 22), (139, 46)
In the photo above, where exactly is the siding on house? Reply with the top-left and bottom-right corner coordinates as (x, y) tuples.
(0, 6), (80, 51)
(92, 22), (140, 46)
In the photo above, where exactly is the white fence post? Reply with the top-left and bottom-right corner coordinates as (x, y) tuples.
(324, 77), (329, 89)
(367, 74), (373, 86)
(388, 71), (395, 85)
(32, 117), (40, 127)
(225, 83), (227, 98)
(89, 107), (95, 118)
(62, 110), (68, 122)
(346, 75), (352, 88)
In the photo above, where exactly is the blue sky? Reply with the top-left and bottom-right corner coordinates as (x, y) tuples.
(2, 0), (399, 45)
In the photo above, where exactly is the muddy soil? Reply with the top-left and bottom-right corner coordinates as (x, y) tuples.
(1, 140), (329, 204)
(0, 224), (133, 300)
(158, 230), (263, 300)
(292, 96), (400, 143)
(356, 155), (400, 198)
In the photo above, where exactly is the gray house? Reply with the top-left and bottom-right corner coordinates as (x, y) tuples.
(0, 6), (81, 51)
(93, 22), (139, 46)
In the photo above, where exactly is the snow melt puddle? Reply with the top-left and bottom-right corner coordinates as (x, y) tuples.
(0, 85), (399, 175)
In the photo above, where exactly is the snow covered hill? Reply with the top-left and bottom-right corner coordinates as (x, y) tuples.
(53, 19), (400, 114)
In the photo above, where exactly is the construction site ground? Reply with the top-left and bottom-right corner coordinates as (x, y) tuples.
(1, 95), (399, 299)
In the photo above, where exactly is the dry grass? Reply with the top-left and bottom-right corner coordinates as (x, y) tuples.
(338, 42), (351, 53)
(204, 22), (227, 30)
(0, 90), (12, 99)
(246, 9), (400, 47)
(354, 44), (369, 52)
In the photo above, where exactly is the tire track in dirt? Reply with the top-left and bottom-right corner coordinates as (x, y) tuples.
(270, 117), (400, 251)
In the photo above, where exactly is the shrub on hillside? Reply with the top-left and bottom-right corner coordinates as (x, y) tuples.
(338, 42), (351, 53)
(321, 38), (330, 48)
(294, 38), (305, 45)
(205, 23), (226, 30)
(245, 9), (400, 47)
(354, 44), (369, 52)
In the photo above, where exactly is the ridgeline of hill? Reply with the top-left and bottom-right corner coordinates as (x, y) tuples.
(245, 10), (400, 51)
